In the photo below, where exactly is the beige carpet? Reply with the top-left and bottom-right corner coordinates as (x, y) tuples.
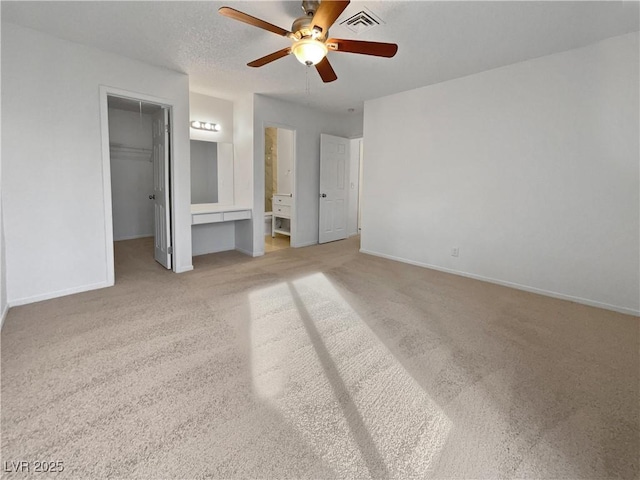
(1, 236), (638, 479)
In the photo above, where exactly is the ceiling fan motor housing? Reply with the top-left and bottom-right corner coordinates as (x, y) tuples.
(292, 15), (326, 40)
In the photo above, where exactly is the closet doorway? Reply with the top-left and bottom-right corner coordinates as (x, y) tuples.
(264, 125), (296, 253)
(101, 90), (174, 283)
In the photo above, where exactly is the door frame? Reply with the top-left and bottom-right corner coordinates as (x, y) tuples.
(350, 136), (363, 237)
(99, 86), (176, 285)
(262, 122), (297, 249)
(357, 137), (364, 234)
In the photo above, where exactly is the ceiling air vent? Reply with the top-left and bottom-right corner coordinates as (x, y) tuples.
(339, 8), (383, 35)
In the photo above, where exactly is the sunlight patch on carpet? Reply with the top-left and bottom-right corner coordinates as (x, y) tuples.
(248, 273), (451, 477)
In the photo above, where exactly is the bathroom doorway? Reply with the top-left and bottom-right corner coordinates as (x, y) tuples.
(264, 125), (295, 253)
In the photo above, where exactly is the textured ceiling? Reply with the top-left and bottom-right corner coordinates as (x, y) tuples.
(3, 1), (639, 114)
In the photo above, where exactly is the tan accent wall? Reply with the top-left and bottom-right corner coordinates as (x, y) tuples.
(264, 127), (278, 212)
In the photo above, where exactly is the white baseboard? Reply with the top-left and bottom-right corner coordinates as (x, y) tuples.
(235, 246), (262, 257)
(360, 249), (640, 317)
(113, 234), (153, 241)
(293, 240), (318, 248)
(175, 265), (194, 273)
(9, 280), (113, 307)
(1, 302), (9, 330)
(192, 246), (234, 256)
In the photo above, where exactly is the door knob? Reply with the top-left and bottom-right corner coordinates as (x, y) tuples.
(320, 193), (327, 198)
(149, 194), (155, 200)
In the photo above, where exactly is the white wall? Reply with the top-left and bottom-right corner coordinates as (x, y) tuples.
(2, 23), (192, 306)
(109, 107), (154, 150)
(347, 138), (362, 237)
(0, 13), (6, 324)
(192, 223), (235, 256)
(189, 92), (233, 144)
(276, 128), (294, 195)
(362, 32), (639, 315)
(0, 129), (7, 327)
(0, 204), (6, 326)
(253, 95), (363, 253)
(109, 108), (155, 241)
(233, 94), (255, 256)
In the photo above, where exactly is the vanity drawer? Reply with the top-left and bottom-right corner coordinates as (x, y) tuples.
(273, 205), (291, 217)
(223, 210), (251, 221)
(272, 195), (292, 206)
(192, 212), (223, 225)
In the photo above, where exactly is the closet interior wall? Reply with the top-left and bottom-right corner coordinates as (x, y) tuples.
(108, 105), (156, 241)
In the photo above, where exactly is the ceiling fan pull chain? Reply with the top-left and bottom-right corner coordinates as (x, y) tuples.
(305, 66), (311, 105)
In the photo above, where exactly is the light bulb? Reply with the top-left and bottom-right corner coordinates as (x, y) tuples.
(292, 38), (328, 66)
(190, 120), (220, 132)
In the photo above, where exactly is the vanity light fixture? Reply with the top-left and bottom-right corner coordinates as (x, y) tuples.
(191, 120), (221, 132)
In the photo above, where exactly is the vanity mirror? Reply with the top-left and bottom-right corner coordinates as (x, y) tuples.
(190, 140), (234, 205)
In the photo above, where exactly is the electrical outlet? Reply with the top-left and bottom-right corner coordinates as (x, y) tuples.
(451, 247), (459, 257)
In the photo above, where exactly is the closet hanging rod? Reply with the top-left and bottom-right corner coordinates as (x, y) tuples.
(109, 143), (153, 162)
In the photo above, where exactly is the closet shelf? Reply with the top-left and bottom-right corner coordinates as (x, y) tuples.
(109, 143), (152, 162)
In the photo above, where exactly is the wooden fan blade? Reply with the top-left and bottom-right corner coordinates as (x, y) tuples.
(248, 48), (291, 67)
(310, 1), (350, 35)
(218, 6), (291, 37)
(315, 57), (338, 83)
(326, 38), (398, 57)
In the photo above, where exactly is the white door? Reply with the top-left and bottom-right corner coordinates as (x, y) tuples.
(152, 108), (171, 269)
(319, 134), (349, 244)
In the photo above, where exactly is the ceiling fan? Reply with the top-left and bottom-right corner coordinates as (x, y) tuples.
(218, 0), (398, 83)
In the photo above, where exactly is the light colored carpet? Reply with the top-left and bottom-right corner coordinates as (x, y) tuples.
(1, 236), (638, 479)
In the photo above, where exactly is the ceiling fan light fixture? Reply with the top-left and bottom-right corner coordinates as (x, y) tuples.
(292, 38), (328, 66)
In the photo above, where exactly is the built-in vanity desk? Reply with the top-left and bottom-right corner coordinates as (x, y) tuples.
(191, 204), (252, 225)
(189, 137), (252, 256)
